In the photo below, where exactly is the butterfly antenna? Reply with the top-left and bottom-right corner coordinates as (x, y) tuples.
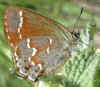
(74, 7), (84, 28)
(72, 7), (84, 39)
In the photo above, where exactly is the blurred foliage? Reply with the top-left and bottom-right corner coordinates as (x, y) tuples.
(0, 0), (100, 87)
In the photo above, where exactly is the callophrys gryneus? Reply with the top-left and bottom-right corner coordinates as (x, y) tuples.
(4, 7), (75, 82)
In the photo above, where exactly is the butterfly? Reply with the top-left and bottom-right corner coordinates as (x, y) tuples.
(4, 6), (76, 82)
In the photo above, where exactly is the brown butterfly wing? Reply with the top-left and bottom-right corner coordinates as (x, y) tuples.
(4, 7), (72, 82)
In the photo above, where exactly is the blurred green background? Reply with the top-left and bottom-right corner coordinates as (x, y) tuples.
(0, 0), (100, 87)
